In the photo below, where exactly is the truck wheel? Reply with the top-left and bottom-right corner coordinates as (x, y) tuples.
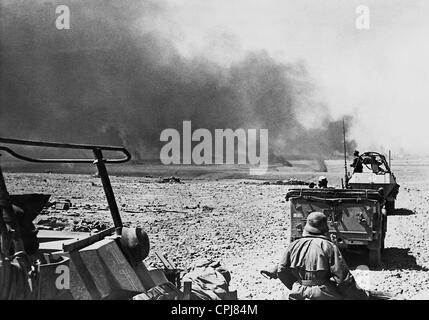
(381, 216), (386, 252)
(368, 234), (383, 267)
(385, 201), (395, 215)
(368, 248), (381, 267)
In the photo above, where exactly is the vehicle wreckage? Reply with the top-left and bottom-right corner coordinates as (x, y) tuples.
(0, 137), (235, 300)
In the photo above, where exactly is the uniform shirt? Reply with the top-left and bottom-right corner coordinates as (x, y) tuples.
(277, 235), (368, 300)
(351, 157), (363, 173)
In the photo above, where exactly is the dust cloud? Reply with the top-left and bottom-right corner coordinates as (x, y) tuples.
(0, 0), (356, 163)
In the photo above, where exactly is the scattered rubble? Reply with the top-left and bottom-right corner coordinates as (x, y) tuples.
(201, 205), (214, 213)
(261, 179), (310, 186)
(54, 199), (72, 210)
(158, 176), (182, 184)
(71, 219), (108, 232)
(36, 217), (69, 230)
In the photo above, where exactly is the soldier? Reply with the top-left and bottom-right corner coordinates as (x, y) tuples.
(350, 150), (363, 173)
(317, 176), (328, 188)
(277, 212), (370, 300)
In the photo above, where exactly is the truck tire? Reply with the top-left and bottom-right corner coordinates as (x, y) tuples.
(381, 215), (387, 252)
(368, 234), (383, 267)
(385, 200), (395, 215)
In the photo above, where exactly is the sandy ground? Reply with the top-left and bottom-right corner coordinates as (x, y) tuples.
(4, 159), (429, 299)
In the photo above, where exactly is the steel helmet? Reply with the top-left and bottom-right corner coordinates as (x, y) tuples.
(303, 211), (329, 235)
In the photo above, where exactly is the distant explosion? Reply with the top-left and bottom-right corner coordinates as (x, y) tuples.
(0, 0), (356, 163)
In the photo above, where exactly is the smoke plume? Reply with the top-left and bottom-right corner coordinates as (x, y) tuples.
(0, 0), (356, 162)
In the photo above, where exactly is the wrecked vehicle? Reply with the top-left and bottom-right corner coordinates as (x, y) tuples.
(0, 137), (234, 300)
(286, 188), (386, 267)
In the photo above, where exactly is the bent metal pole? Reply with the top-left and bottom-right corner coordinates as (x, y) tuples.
(92, 148), (123, 235)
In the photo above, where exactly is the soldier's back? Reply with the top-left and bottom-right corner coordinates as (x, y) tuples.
(288, 236), (334, 272)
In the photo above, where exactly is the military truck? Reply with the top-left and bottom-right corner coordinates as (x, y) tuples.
(286, 188), (386, 267)
(348, 151), (399, 215)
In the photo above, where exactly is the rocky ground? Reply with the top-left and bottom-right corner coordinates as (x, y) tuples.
(4, 160), (429, 299)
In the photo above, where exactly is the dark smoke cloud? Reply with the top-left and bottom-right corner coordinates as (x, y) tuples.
(0, 0), (356, 162)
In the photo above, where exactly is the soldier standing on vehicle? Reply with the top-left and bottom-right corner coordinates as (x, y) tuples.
(277, 212), (370, 300)
(317, 176), (328, 188)
(350, 150), (363, 173)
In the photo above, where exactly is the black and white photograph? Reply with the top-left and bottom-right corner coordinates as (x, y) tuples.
(1, 0), (429, 308)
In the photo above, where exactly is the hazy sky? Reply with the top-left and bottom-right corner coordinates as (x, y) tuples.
(137, 0), (429, 156)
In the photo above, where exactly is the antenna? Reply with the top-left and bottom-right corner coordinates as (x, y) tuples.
(389, 149), (392, 169)
(343, 118), (348, 188)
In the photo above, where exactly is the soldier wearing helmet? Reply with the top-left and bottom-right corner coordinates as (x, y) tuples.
(276, 212), (369, 300)
(351, 150), (363, 173)
(317, 176), (328, 188)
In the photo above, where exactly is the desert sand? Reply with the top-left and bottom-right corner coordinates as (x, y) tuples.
(4, 159), (429, 299)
